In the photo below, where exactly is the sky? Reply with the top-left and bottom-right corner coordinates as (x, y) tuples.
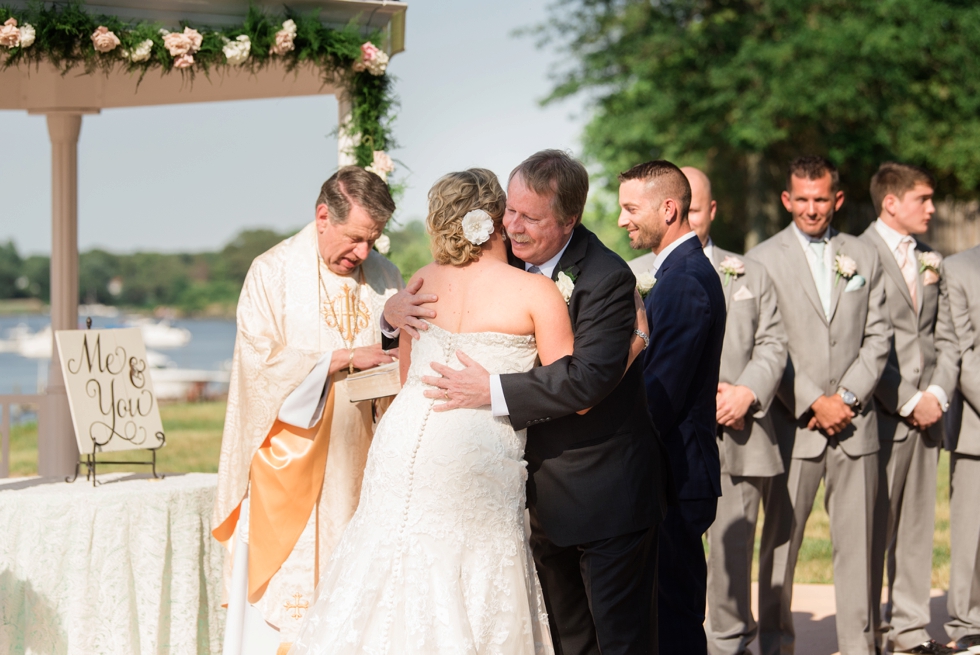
(0, 0), (587, 256)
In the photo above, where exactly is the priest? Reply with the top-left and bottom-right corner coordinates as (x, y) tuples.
(212, 166), (404, 653)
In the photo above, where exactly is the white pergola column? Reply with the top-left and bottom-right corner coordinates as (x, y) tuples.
(37, 110), (95, 476)
(337, 95), (357, 167)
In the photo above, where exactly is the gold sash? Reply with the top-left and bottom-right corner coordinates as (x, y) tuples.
(213, 387), (336, 604)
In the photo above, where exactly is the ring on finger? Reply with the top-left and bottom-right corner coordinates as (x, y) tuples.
(444, 390), (450, 400)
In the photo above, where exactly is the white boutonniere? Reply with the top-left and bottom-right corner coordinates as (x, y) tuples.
(374, 233), (390, 255)
(556, 270), (576, 304)
(918, 251), (942, 286)
(834, 253), (858, 285)
(719, 256), (746, 287)
(636, 272), (656, 299)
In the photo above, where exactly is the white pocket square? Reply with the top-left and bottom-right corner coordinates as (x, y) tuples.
(732, 286), (755, 301)
(844, 275), (866, 292)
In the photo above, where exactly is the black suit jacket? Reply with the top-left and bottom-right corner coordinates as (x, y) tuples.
(500, 225), (669, 546)
(644, 235), (725, 501)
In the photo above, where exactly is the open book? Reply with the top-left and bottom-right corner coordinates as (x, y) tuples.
(345, 362), (402, 402)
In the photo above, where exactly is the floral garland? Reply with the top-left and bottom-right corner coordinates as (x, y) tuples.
(0, 1), (397, 169)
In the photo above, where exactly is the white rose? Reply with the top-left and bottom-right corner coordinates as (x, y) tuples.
(17, 23), (34, 48)
(835, 254), (858, 279)
(374, 234), (391, 255)
(636, 272), (656, 296)
(222, 34), (251, 65)
(461, 209), (494, 245)
(365, 150), (395, 181)
(365, 49), (389, 76)
(123, 39), (154, 63)
(720, 255), (745, 276)
(918, 251), (942, 271)
(556, 271), (575, 304)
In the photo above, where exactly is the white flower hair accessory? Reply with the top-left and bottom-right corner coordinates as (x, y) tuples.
(461, 209), (494, 245)
(719, 256), (746, 286)
(374, 233), (391, 255)
(834, 253), (858, 284)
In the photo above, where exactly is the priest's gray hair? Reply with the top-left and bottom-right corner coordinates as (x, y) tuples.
(316, 166), (396, 225)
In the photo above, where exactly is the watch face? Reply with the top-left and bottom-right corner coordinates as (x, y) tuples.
(842, 391), (857, 406)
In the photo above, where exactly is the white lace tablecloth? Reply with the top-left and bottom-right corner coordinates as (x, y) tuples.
(0, 472), (225, 654)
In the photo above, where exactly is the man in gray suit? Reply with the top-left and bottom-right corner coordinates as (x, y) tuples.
(677, 168), (791, 655)
(748, 156), (891, 655)
(860, 163), (961, 655)
(943, 245), (980, 654)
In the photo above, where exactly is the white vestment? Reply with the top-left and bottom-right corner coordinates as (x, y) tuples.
(212, 222), (403, 650)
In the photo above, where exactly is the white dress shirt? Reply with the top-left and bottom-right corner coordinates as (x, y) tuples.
(873, 219), (948, 415)
(649, 231), (700, 276)
(489, 235), (574, 417)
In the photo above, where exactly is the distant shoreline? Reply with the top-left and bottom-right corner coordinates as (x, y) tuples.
(0, 299), (237, 320)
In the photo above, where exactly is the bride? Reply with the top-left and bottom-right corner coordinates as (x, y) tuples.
(288, 168), (575, 655)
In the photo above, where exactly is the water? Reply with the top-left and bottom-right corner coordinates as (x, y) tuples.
(0, 314), (238, 396)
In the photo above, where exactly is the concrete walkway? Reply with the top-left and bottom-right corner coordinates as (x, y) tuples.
(741, 584), (952, 655)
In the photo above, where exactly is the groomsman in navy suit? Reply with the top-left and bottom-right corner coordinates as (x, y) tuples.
(618, 160), (727, 654)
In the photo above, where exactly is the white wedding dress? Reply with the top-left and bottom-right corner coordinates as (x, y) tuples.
(289, 323), (554, 655)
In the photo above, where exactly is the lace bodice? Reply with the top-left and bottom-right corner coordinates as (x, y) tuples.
(402, 322), (539, 387)
(289, 323), (553, 655)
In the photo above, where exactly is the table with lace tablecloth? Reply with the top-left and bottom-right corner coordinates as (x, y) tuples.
(0, 472), (225, 654)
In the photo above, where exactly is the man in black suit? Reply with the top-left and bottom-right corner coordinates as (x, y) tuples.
(618, 160), (726, 654)
(383, 150), (669, 655)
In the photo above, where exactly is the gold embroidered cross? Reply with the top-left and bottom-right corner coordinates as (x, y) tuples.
(284, 593), (309, 620)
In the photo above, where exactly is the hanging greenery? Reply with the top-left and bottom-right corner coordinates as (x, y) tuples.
(0, 1), (398, 168)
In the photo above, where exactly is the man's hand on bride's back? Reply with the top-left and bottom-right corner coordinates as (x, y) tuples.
(383, 277), (438, 340)
(422, 351), (491, 412)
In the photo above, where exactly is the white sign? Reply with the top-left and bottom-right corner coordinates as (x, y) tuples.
(55, 328), (166, 454)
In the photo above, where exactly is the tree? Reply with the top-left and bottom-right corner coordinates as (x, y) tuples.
(0, 240), (23, 299)
(538, 0), (980, 251)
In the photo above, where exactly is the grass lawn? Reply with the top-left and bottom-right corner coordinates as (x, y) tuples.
(5, 402), (954, 587)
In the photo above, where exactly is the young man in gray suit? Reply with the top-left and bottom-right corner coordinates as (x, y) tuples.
(943, 245), (980, 654)
(630, 167), (789, 655)
(860, 163), (961, 655)
(748, 156), (891, 655)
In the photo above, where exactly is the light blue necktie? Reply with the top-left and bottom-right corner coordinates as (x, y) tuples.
(808, 240), (831, 319)
(527, 265), (544, 276)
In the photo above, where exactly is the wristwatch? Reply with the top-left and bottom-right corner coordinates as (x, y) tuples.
(633, 329), (650, 351)
(836, 387), (858, 408)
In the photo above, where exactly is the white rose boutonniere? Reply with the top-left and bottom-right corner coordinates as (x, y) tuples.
(636, 272), (656, 299)
(461, 209), (494, 245)
(719, 256), (746, 287)
(374, 233), (391, 255)
(556, 271), (576, 304)
(834, 253), (858, 284)
(919, 251), (942, 285)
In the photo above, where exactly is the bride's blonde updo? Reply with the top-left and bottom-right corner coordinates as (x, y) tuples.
(427, 168), (506, 266)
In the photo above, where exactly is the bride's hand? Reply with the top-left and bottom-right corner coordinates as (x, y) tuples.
(422, 351), (491, 412)
(383, 277), (438, 340)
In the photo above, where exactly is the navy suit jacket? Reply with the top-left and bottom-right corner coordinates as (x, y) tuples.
(643, 235), (726, 501)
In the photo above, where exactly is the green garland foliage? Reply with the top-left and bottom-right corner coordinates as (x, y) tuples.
(0, 1), (396, 167)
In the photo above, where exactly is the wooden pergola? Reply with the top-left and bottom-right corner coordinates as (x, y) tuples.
(0, 0), (406, 477)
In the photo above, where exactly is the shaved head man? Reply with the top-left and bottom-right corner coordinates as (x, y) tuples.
(680, 167), (718, 246)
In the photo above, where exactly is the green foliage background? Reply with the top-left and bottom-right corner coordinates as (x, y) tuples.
(0, 221), (432, 315)
(536, 0), (980, 253)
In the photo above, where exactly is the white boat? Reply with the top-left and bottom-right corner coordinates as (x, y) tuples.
(125, 318), (192, 349)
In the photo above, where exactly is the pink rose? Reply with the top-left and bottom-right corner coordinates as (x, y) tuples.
(163, 32), (193, 56)
(360, 41), (382, 62)
(91, 26), (121, 53)
(173, 53), (194, 69)
(182, 27), (203, 52)
(269, 19), (296, 55)
(0, 18), (20, 48)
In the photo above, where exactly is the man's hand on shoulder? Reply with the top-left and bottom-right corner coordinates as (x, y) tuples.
(383, 277), (438, 340)
(422, 351), (491, 412)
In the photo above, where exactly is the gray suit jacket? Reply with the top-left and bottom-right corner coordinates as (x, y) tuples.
(860, 226), (959, 447)
(711, 246), (788, 477)
(944, 245), (980, 456)
(748, 225), (891, 459)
